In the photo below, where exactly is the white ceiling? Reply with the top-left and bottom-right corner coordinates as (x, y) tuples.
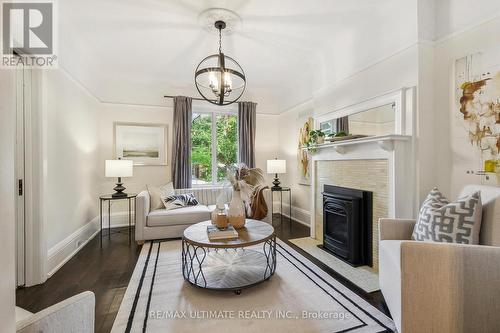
(58, 0), (421, 114)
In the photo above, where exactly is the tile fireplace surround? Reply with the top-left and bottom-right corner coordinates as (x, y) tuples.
(315, 159), (388, 270)
(309, 135), (415, 272)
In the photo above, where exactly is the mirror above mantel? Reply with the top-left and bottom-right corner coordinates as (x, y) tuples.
(320, 103), (396, 138)
(314, 87), (415, 143)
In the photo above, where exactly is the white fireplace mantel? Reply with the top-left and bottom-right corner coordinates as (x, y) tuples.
(309, 88), (417, 240)
(303, 134), (411, 154)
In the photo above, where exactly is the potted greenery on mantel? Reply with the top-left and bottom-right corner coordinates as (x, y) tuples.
(309, 130), (326, 145)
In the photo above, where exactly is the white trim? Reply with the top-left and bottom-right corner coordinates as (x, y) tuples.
(314, 88), (408, 136)
(278, 203), (311, 227)
(309, 87), (416, 239)
(22, 68), (47, 286)
(47, 217), (99, 277)
(433, 10), (500, 45)
(47, 211), (136, 277)
(57, 66), (101, 103)
(302, 134), (411, 153)
(312, 43), (419, 101)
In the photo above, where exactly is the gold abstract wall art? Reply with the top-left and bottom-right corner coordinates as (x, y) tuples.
(456, 51), (500, 175)
(298, 117), (313, 185)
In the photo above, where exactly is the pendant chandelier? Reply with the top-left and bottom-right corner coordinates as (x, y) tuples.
(194, 20), (246, 106)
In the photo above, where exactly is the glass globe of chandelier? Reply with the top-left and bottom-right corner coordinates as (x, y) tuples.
(194, 20), (246, 106)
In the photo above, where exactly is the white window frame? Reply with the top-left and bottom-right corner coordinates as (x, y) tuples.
(191, 109), (238, 187)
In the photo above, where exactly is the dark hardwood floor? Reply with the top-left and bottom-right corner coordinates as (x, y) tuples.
(16, 215), (389, 332)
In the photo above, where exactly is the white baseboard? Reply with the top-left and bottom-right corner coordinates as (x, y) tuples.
(272, 202), (310, 227)
(47, 216), (100, 277)
(46, 211), (136, 278)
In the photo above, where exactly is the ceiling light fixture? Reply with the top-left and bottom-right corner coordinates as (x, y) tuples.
(194, 20), (246, 106)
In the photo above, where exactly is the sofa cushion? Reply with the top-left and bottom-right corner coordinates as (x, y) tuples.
(147, 183), (175, 210)
(161, 193), (199, 210)
(412, 187), (482, 244)
(147, 205), (210, 227)
(175, 187), (232, 206)
(379, 240), (403, 333)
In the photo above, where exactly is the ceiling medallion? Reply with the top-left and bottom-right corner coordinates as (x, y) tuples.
(194, 19), (246, 106)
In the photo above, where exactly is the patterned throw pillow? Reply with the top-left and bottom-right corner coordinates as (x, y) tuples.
(161, 193), (199, 210)
(412, 188), (482, 244)
(147, 183), (175, 210)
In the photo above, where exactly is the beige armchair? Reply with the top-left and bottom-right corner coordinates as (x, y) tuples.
(16, 291), (95, 333)
(379, 185), (500, 333)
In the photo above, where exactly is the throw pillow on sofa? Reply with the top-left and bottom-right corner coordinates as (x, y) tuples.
(147, 182), (175, 210)
(161, 193), (199, 210)
(412, 187), (482, 244)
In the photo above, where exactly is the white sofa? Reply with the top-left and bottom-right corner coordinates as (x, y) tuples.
(16, 291), (95, 333)
(379, 185), (500, 333)
(135, 187), (272, 243)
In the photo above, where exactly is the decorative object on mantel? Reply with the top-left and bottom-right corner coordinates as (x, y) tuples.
(300, 134), (411, 153)
(267, 158), (286, 190)
(309, 130), (326, 145)
(194, 19), (245, 106)
(456, 49), (500, 183)
(325, 133), (368, 142)
(105, 159), (133, 197)
(226, 164), (265, 228)
(114, 122), (167, 166)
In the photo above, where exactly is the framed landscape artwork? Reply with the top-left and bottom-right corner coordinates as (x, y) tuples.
(114, 122), (168, 166)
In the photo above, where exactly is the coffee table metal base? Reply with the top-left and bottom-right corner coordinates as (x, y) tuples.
(181, 236), (276, 294)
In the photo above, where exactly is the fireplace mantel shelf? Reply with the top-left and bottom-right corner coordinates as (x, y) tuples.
(303, 134), (411, 154)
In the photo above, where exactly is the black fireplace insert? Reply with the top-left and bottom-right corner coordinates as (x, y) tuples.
(320, 185), (372, 267)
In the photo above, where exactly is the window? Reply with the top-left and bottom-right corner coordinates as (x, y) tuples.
(191, 111), (237, 185)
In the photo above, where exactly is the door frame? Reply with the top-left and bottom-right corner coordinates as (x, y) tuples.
(15, 62), (47, 287)
(15, 65), (26, 287)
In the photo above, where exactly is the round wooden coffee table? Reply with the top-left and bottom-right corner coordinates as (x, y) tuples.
(181, 219), (276, 294)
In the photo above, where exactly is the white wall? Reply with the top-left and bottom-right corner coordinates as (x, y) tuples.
(255, 114), (281, 185)
(435, 0), (500, 39)
(98, 103), (173, 215)
(278, 8), (500, 220)
(45, 69), (101, 251)
(279, 45), (420, 224)
(97, 102), (279, 216)
(0, 69), (17, 332)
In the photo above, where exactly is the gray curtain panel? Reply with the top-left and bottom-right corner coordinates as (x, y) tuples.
(336, 116), (349, 134)
(238, 101), (257, 168)
(171, 96), (192, 189)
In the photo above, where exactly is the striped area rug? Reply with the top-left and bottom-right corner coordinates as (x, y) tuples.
(111, 239), (395, 333)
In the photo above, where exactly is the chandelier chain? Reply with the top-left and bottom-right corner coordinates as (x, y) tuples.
(218, 28), (222, 54)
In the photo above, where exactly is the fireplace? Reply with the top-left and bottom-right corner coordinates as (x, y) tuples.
(320, 185), (372, 267)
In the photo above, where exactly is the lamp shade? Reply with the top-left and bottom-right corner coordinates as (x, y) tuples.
(267, 159), (286, 174)
(105, 160), (133, 178)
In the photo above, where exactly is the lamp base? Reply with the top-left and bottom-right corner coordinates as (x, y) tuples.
(112, 180), (127, 197)
(272, 174), (282, 190)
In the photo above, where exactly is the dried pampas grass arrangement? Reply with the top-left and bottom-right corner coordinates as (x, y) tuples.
(226, 164), (265, 203)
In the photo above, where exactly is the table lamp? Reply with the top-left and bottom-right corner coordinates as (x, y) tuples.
(105, 159), (133, 197)
(267, 158), (286, 190)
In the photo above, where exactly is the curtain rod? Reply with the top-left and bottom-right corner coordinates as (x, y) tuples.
(163, 95), (257, 105)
